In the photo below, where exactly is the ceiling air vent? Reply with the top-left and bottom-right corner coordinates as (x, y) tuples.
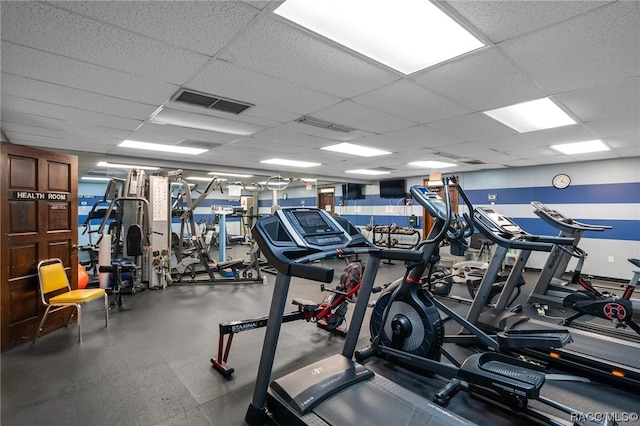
(295, 116), (355, 133)
(173, 89), (253, 114)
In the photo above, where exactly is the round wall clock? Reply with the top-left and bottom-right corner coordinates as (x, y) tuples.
(552, 173), (571, 189)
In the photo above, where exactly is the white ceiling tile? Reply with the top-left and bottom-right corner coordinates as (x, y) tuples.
(1, 43), (179, 104)
(521, 124), (598, 145)
(1, 2), (209, 84)
(188, 59), (341, 115)
(252, 128), (332, 149)
(1, 109), (132, 140)
(385, 125), (463, 148)
(444, 1), (613, 43)
(51, 1), (259, 56)
(605, 134), (640, 152)
(412, 48), (548, 111)
(585, 118), (640, 138)
(352, 79), (471, 123)
(132, 122), (242, 145)
(279, 121), (364, 142)
(499, 1), (640, 92)
(2, 95), (142, 131)
(558, 78), (640, 122)
(313, 101), (416, 134)
(428, 113), (515, 141)
(1, 74), (157, 120)
(219, 15), (400, 98)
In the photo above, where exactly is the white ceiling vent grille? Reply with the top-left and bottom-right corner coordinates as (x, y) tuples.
(172, 89), (253, 114)
(295, 116), (355, 133)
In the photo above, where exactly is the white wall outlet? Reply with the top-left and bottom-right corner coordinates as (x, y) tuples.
(608, 256), (614, 263)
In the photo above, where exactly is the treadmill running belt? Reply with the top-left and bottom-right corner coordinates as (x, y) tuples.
(313, 381), (470, 426)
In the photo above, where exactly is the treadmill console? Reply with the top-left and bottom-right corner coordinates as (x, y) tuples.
(475, 207), (523, 237)
(410, 185), (448, 220)
(277, 208), (351, 248)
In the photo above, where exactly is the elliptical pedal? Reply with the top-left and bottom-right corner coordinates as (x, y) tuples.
(459, 352), (545, 399)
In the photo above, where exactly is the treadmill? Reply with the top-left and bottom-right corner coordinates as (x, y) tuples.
(465, 206), (640, 391)
(527, 201), (613, 309)
(245, 206), (476, 426)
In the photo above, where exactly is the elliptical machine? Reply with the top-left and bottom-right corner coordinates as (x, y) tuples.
(357, 177), (610, 426)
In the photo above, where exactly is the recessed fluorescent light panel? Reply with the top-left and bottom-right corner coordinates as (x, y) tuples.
(345, 169), (391, 176)
(261, 158), (321, 168)
(207, 172), (254, 178)
(97, 161), (159, 170)
(119, 140), (208, 155)
(408, 161), (457, 168)
(483, 98), (577, 133)
(274, 0), (484, 74)
(186, 176), (228, 182)
(322, 142), (391, 157)
(550, 140), (609, 155)
(81, 176), (112, 181)
(150, 108), (261, 136)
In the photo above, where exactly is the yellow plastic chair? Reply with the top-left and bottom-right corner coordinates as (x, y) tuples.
(36, 258), (108, 342)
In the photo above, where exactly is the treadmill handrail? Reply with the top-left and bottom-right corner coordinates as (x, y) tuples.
(474, 208), (574, 251)
(531, 201), (612, 232)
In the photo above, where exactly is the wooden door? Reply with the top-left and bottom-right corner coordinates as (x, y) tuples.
(422, 178), (459, 237)
(1, 142), (78, 350)
(318, 190), (335, 215)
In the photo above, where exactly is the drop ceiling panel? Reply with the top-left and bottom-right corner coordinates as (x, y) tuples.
(252, 128), (335, 149)
(2, 95), (142, 131)
(586, 118), (640, 139)
(385, 125), (463, 149)
(557, 77), (640, 122)
(352, 79), (471, 124)
(1, 2), (209, 84)
(1, 74), (157, 120)
(188, 59), (341, 114)
(50, 1), (259, 56)
(444, 1), (613, 43)
(427, 113), (515, 141)
(0, 110), (133, 140)
(278, 121), (364, 142)
(219, 15), (401, 98)
(133, 122), (242, 145)
(521, 124), (597, 145)
(1, 43), (179, 104)
(412, 48), (548, 111)
(313, 101), (416, 134)
(499, 1), (640, 93)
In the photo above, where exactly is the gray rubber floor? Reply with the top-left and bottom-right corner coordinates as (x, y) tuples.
(2, 259), (638, 426)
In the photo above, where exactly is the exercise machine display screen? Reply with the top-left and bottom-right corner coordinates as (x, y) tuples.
(280, 208), (350, 247)
(292, 210), (333, 234)
(410, 186), (447, 220)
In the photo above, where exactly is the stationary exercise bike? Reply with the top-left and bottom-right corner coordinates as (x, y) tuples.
(357, 178), (609, 425)
(561, 256), (640, 335)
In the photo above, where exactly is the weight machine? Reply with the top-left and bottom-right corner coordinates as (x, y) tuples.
(169, 171), (263, 284)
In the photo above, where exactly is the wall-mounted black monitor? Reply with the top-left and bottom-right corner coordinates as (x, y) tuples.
(342, 183), (365, 200)
(379, 178), (406, 199)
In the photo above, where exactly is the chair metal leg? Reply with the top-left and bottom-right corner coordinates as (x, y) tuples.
(65, 305), (77, 327)
(77, 305), (82, 342)
(104, 294), (109, 327)
(34, 306), (52, 342)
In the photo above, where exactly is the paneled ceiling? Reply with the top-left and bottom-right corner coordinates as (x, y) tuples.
(1, 1), (638, 184)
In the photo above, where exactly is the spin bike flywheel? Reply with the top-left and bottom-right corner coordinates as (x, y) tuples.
(370, 279), (443, 361)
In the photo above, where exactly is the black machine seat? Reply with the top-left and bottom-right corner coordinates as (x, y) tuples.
(216, 258), (244, 270)
(459, 352), (545, 399)
(291, 299), (319, 312)
(629, 258), (640, 268)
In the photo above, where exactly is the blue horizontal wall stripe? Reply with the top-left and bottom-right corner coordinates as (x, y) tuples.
(509, 218), (638, 242)
(462, 182), (640, 205)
